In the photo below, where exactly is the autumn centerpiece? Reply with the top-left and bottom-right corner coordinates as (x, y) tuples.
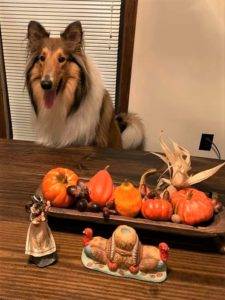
(148, 135), (225, 225)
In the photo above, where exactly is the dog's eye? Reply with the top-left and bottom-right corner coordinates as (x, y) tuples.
(58, 56), (66, 63)
(39, 55), (45, 62)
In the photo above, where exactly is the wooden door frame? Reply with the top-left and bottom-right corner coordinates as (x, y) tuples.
(0, 0), (138, 138)
(115, 0), (138, 114)
(0, 26), (12, 139)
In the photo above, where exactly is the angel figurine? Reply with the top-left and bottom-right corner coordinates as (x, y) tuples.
(25, 195), (57, 267)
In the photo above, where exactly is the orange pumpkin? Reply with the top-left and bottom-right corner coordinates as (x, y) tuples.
(41, 167), (79, 207)
(114, 181), (142, 217)
(171, 188), (214, 225)
(141, 191), (173, 221)
(87, 167), (114, 207)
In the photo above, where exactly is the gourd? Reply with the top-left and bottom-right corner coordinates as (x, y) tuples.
(114, 181), (142, 217)
(87, 167), (114, 207)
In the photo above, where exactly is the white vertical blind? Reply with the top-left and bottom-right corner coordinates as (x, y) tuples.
(0, 0), (121, 141)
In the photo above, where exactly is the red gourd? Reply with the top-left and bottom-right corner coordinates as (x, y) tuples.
(171, 188), (214, 225)
(141, 191), (173, 221)
(87, 167), (114, 207)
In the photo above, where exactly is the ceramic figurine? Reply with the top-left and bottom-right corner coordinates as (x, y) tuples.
(25, 195), (57, 267)
(81, 225), (169, 282)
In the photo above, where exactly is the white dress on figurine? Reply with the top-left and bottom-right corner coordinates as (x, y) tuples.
(25, 211), (56, 257)
(25, 197), (56, 267)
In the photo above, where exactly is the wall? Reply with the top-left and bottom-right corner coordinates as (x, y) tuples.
(129, 0), (225, 159)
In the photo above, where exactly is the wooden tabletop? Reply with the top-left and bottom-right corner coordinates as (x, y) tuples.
(0, 139), (225, 300)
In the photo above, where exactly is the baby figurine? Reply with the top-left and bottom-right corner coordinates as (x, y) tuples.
(25, 195), (57, 267)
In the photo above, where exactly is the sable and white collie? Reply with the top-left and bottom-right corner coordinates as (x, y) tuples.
(26, 21), (144, 149)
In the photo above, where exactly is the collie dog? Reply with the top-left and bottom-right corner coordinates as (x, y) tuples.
(26, 21), (144, 149)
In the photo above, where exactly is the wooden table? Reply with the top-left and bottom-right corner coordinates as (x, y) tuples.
(0, 139), (225, 300)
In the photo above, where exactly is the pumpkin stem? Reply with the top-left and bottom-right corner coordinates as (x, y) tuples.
(105, 165), (110, 170)
(139, 169), (157, 190)
(163, 190), (170, 201)
(187, 190), (193, 200)
(57, 173), (68, 184)
(123, 179), (130, 186)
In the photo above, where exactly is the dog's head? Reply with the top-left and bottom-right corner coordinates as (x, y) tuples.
(26, 21), (88, 112)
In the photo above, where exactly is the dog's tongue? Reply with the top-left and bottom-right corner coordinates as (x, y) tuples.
(44, 91), (56, 109)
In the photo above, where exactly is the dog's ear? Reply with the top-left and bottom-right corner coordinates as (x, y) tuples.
(27, 21), (49, 52)
(61, 21), (83, 51)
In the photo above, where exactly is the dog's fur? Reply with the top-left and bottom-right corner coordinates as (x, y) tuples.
(26, 21), (144, 149)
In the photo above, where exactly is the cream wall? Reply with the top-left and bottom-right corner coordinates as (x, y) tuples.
(129, 0), (225, 159)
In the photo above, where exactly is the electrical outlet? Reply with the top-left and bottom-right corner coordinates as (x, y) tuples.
(199, 133), (214, 151)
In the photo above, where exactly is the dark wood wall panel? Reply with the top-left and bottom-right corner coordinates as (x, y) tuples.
(0, 26), (12, 139)
(116, 0), (138, 114)
(0, 78), (7, 138)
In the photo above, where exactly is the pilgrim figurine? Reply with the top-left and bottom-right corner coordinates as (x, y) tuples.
(82, 225), (169, 282)
(25, 195), (57, 267)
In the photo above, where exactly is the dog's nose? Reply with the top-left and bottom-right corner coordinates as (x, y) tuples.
(41, 80), (53, 90)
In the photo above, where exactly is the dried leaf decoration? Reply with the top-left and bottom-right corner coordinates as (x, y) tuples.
(152, 135), (225, 189)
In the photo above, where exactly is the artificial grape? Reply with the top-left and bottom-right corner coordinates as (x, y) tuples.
(171, 214), (181, 223)
(106, 199), (115, 209)
(103, 207), (110, 220)
(78, 180), (89, 198)
(214, 202), (223, 213)
(76, 199), (88, 212)
(88, 202), (101, 212)
(77, 179), (86, 188)
(67, 184), (89, 199)
(67, 185), (79, 197)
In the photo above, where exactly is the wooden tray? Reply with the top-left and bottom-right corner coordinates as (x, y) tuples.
(47, 205), (225, 238)
(37, 182), (225, 252)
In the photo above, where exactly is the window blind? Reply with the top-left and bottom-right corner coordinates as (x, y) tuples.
(0, 0), (121, 141)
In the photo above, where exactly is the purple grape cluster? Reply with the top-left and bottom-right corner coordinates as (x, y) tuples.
(67, 180), (91, 212)
(66, 180), (114, 219)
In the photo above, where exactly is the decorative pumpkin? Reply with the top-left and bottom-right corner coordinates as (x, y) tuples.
(41, 168), (79, 207)
(141, 191), (173, 221)
(87, 167), (114, 207)
(114, 181), (142, 217)
(171, 188), (214, 225)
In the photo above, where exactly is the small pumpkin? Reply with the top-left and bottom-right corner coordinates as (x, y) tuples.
(171, 188), (214, 225)
(141, 191), (173, 221)
(114, 181), (142, 217)
(41, 167), (79, 207)
(87, 167), (114, 207)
